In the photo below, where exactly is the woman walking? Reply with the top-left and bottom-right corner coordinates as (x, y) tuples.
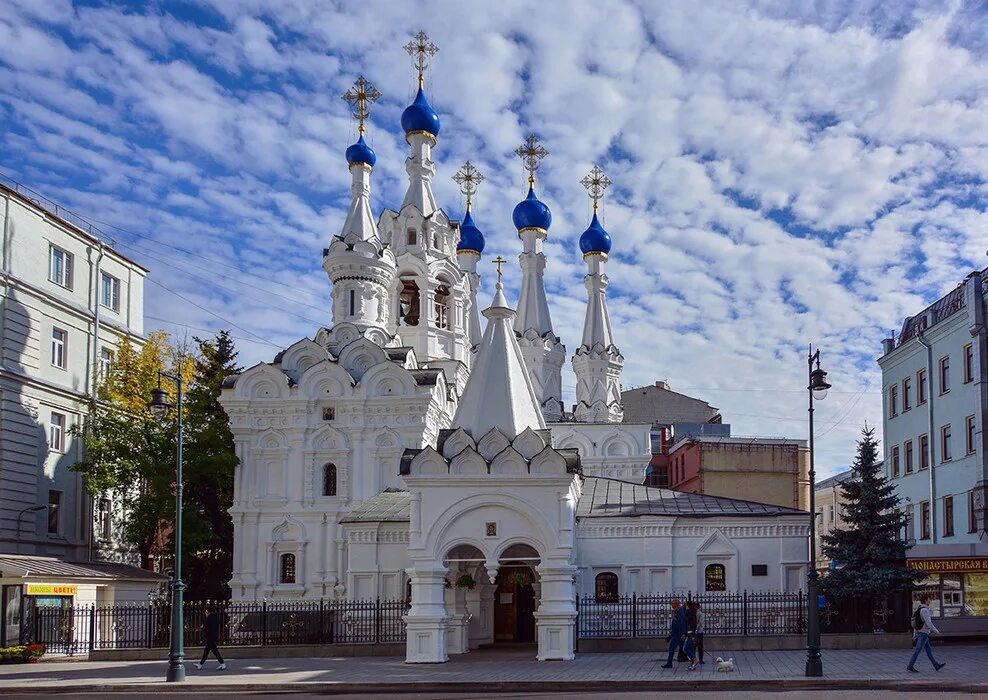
(194, 605), (227, 670)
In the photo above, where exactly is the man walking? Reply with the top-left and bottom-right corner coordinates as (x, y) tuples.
(661, 598), (692, 669)
(907, 595), (945, 673)
(194, 606), (227, 670)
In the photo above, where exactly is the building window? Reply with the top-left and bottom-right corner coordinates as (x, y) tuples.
(348, 289), (356, 317)
(905, 440), (914, 473)
(49, 245), (73, 288)
(704, 564), (726, 591)
(916, 369), (927, 404)
(322, 463), (337, 497)
(99, 347), (114, 378)
(406, 228), (417, 245)
(963, 343), (974, 384)
(47, 490), (61, 535)
(890, 446), (900, 476)
(919, 434), (929, 470)
(98, 498), (112, 540)
(751, 564), (768, 577)
(944, 495), (954, 537)
(939, 356), (950, 394)
(970, 491), (978, 534)
(279, 553), (296, 584)
(434, 284), (450, 329)
(941, 424), (952, 462)
(967, 415), (977, 455)
(888, 384), (898, 417)
(920, 501), (930, 540)
(902, 377), (911, 411)
(49, 412), (65, 452)
(905, 504), (914, 541)
(398, 278), (420, 326)
(594, 572), (619, 603)
(100, 272), (121, 311)
(51, 328), (67, 369)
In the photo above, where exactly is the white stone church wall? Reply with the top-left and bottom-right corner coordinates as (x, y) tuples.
(551, 422), (652, 483)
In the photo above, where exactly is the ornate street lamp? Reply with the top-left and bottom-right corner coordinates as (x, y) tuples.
(805, 347), (831, 677)
(149, 372), (185, 683)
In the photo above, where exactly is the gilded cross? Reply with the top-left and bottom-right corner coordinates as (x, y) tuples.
(515, 134), (548, 186)
(404, 30), (439, 87)
(581, 164), (611, 211)
(341, 76), (382, 135)
(452, 161), (484, 211)
(492, 255), (507, 282)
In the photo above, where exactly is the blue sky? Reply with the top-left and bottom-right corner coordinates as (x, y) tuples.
(2, 0), (987, 476)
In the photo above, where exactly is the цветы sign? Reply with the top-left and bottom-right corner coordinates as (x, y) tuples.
(25, 583), (78, 596)
(908, 557), (988, 574)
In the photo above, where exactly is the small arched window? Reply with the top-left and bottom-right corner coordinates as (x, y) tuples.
(704, 563), (726, 592)
(407, 228), (417, 245)
(280, 553), (296, 584)
(323, 463), (337, 497)
(348, 289), (356, 317)
(594, 572), (619, 603)
(434, 284), (450, 329)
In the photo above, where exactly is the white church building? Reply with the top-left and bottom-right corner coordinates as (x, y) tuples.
(219, 35), (810, 663)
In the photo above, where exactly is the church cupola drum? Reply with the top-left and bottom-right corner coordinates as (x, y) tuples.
(572, 165), (624, 423)
(323, 76), (397, 337)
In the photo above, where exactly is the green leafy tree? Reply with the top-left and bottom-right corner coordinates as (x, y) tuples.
(181, 331), (241, 600)
(73, 331), (193, 569)
(820, 426), (922, 599)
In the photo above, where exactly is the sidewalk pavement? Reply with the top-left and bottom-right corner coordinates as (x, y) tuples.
(0, 645), (983, 693)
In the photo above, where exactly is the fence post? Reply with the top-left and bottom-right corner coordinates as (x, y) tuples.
(88, 605), (96, 652)
(631, 593), (637, 639)
(261, 601), (268, 646)
(574, 596), (579, 653)
(375, 599), (382, 644)
(742, 590), (748, 636)
(319, 599), (325, 645)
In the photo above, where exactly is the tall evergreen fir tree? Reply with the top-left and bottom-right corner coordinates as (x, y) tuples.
(182, 330), (241, 600)
(820, 426), (922, 599)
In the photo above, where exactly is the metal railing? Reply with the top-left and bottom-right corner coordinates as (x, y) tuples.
(577, 591), (806, 639)
(21, 599), (409, 655)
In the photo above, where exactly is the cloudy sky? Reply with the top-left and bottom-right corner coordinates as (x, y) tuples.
(2, 0), (987, 476)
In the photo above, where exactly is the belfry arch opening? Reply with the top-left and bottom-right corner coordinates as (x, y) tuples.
(398, 276), (420, 326)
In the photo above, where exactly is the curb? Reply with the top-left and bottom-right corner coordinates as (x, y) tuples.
(12, 679), (988, 694)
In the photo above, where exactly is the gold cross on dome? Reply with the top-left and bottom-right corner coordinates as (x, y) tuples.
(492, 255), (507, 282)
(452, 161), (484, 211)
(404, 30), (439, 87)
(341, 76), (382, 135)
(581, 164), (611, 211)
(515, 134), (548, 186)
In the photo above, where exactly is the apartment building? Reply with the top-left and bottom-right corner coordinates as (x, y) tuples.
(879, 267), (988, 635)
(0, 179), (164, 636)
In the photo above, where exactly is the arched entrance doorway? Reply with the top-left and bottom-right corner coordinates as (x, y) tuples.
(493, 543), (540, 644)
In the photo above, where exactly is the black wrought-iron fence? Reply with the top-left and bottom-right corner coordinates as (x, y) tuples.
(577, 591), (806, 639)
(21, 599), (409, 655)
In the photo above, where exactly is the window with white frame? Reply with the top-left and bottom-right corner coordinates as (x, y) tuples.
(48, 490), (62, 535)
(99, 347), (114, 378)
(49, 245), (73, 288)
(49, 412), (65, 452)
(280, 553), (297, 584)
(51, 328), (67, 368)
(100, 272), (121, 311)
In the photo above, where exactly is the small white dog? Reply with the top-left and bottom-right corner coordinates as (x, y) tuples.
(715, 657), (735, 672)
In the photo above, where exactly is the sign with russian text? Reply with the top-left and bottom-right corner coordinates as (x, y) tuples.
(908, 557), (988, 574)
(25, 583), (78, 596)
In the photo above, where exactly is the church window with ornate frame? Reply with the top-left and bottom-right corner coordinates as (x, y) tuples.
(704, 563), (726, 591)
(434, 283), (450, 329)
(349, 289), (356, 317)
(594, 572), (619, 603)
(323, 463), (337, 497)
(407, 228), (417, 245)
(279, 553), (296, 584)
(399, 278), (420, 326)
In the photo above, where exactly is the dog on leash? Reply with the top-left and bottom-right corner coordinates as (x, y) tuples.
(715, 657), (735, 672)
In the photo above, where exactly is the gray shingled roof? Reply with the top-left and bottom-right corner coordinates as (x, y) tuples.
(339, 490), (412, 523)
(0, 556), (169, 581)
(577, 477), (807, 518)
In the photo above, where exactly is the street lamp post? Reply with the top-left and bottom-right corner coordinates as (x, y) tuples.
(805, 346), (831, 678)
(149, 372), (185, 683)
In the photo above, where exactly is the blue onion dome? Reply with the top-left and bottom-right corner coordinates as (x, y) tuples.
(457, 210), (485, 254)
(579, 212), (612, 255)
(511, 186), (552, 231)
(401, 87), (441, 137)
(345, 134), (377, 167)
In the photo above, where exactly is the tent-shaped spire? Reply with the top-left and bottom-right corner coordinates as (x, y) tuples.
(451, 260), (546, 440)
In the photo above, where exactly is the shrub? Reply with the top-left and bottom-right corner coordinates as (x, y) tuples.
(0, 645), (46, 664)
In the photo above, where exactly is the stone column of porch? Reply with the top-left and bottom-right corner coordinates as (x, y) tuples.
(533, 561), (577, 661)
(404, 565), (450, 663)
(445, 582), (471, 654)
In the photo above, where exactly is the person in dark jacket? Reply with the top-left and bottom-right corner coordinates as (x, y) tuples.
(194, 606), (226, 670)
(685, 601), (704, 668)
(661, 598), (694, 668)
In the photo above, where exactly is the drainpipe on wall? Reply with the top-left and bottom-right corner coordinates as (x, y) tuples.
(86, 240), (105, 562)
(917, 329), (937, 545)
(967, 271), (988, 533)
(1, 193), (10, 368)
